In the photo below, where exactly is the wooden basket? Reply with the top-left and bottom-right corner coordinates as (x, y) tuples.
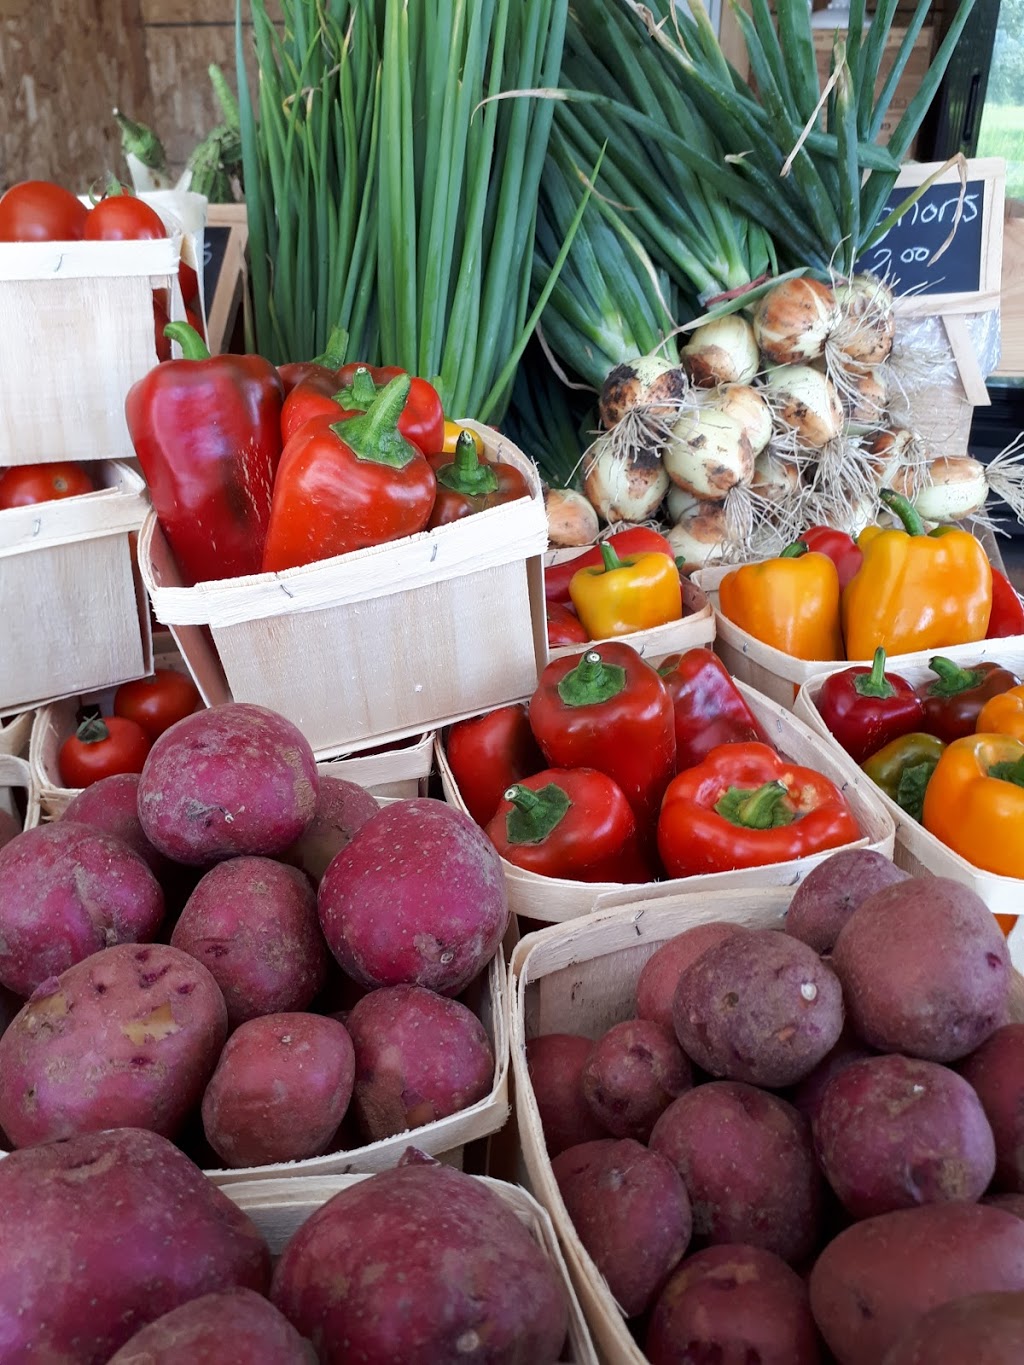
(1, 462), (153, 717)
(509, 888), (796, 1365)
(693, 562), (1017, 709)
(315, 729), (434, 799)
(0, 236), (181, 465)
(204, 945), (510, 1186)
(0, 712), (33, 759)
(139, 421), (549, 756)
(436, 680), (895, 924)
(794, 640), (1024, 958)
(224, 1172), (598, 1364)
(0, 754), (40, 836)
(543, 549), (716, 662)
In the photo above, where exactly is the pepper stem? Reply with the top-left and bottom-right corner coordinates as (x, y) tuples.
(927, 656), (984, 697)
(504, 783), (572, 844)
(436, 431), (499, 495)
(75, 716), (111, 746)
(600, 542), (626, 572)
(557, 650), (628, 708)
(989, 757), (1024, 788)
(880, 488), (927, 537)
(334, 365), (383, 411)
(329, 374), (418, 469)
(853, 647), (897, 700)
(311, 325), (348, 371)
(163, 321), (211, 361)
(780, 541), (808, 559)
(714, 780), (795, 829)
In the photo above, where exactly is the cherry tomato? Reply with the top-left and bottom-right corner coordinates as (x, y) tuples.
(0, 181), (88, 242)
(0, 463), (95, 510)
(58, 716), (151, 789)
(114, 668), (201, 741)
(84, 195), (167, 241)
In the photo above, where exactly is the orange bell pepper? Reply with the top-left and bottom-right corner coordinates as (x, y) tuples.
(718, 542), (843, 661)
(922, 733), (1024, 879)
(977, 685), (1024, 742)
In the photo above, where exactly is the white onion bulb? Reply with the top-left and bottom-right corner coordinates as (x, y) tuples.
(668, 501), (730, 571)
(765, 365), (843, 449)
(832, 274), (896, 368)
(582, 431), (669, 522)
(599, 355), (688, 429)
(910, 456), (988, 522)
(545, 487), (600, 548)
(682, 314), (760, 387)
(664, 407), (755, 501)
(752, 277), (838, 365)
(751, 449), (801, 501)
(718, 384), (773, 456)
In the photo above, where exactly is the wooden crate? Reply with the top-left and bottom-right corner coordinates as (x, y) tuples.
(0, 462), (153, 717)
(139, 422), (549, 756)
(224, 1172), (598, 1364)
(0, 754), (39, 836)
(0, 712), (33, 759)
(0, 235), (180, 465)
(436, 680), (894, 924)
(794, 641), (1024, 959)
(315, 730), (434, 799)
(509, 888), (796, 1365)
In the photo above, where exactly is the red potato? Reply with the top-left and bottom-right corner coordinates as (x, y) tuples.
(674, 929), (844, 1088)
(646, 1244), (822, 1365)
(62, 772), (167, 874)
(170, 857), (328, 1028)
(271, 1159), (569, 1364)
(281, 774), (379, 883)
(0, 942), (228, 1147)
(318, 798), (509, 995)
(960, 1023), (1024, 1191)
(985, 1193), (1024, 1219)
(0, 806), (21, 849)
(785, 848), (909, 955)
(0, 821), (165, 997)
(106, 1289), (315, 1364)
(526, 1033), (608, 1156)
(808, 1202), (1024, 1365)
(832, 876), (1010, 1062)
(582, 1018), (692, 1141)
(881, 1292), (1024, 1365)
(0, 1127), (270, 1365)
(202, 1012), (355, 1167)
(635, 922), (746, 1030)
(814, 1053), (996, 1219)
(649, 1081), (824, 1265)
(788, 1027), (877, 1122)
(346, 984), (494, 1142)
(137, 702), (318, 865)
(552, 1138), (692, 1317)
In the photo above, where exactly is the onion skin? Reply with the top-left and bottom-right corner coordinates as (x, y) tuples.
(719, 384), (773, 456)
(910, 456), (988, 522)
(599, 356), (688, 430)
(545, 487), (600, 547)
(682, 315), (759, 387)
(668, 503), (729, 571)
(753, 278), (838, 365)
(842, 367), (887, 428)
(664, 408), (754, 501)
(766, 365), (843, 449)
(751, 450), (801, 501)
(832, 274), (896, 367)
(583, 432), (670, 523)
(868, 428), (916, 488)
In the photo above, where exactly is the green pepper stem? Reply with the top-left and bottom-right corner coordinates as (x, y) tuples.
(334, 365), (382, 411)
(853, 647), (897, 700)
(76, 716), (111, 746)
(989, 757), (1024, 788)
(504, 782), (572, 844)
(880, 488), (927, 537)
(927, 656), (984, 697)
(163, 322), (211, 362)
(714, 780), (795, 829)
(780, 541), (809, 559)
(600, 542), (625, 572)
(330, 374), (418, 469)
(557, 650), (628, 708)
(312, 325), (348, 370)
(436, 431), (499, 496)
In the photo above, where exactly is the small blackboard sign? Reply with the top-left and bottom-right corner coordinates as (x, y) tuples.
(201, 205), (248, 355)
(202, 226), (232, 311)
(854, 180), (984, 296)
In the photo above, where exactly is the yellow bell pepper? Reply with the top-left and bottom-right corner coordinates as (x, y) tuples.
(441, 419), (483, 457)
(922, 733), (1024, 879)
(843, 489), (992, 660)
(718, 542), (844, 661)
(977, 685), (1024, 742)
(569, 542), (682, 639)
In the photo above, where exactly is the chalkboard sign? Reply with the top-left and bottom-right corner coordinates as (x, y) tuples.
(202, 205), (248, 355)
(202, 226), (232, 311)
(854, 179), (985, 295)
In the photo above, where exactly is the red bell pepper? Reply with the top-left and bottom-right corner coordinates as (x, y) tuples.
(801, 525), (864, 592)
(446, 703), (546, 828)
(657, 742), (862, 877)
(987, 569), (1024, 639)
(280, 363), (445, 453)
(529, 643), (676, 832)
(124, 322), (283, 585)
(425, 432), (531, 528)
(546, 601), (590, 649)
(262, 375), (437, 573)
(544, 527), (676, 604)
(917, 656), (1022, 744)
(815, 647), (925, 765)
(485, 768), (652, 883)
(658, 649), (770, 771)
(276, 326), (349, 396)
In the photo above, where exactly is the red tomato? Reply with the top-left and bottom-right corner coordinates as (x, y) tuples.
(58, 716), (151, 789)
(114, 668), (201, 741)
(0, 463), (95, 510)
(0, 181), (88, 242)
(84, 195), (167, 241)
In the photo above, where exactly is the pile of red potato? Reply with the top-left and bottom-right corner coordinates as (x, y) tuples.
(527, 848), (1024, 1363)
(0, 702), (509, 1169)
